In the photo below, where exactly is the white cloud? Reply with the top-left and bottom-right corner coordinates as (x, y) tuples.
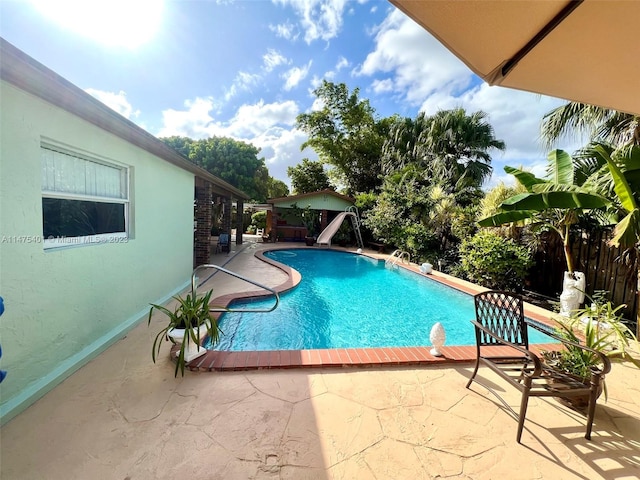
(155, 98), (308, 184)
(322, 55), (350, 80)
(156, 97), (216, 139)
(359, 8), (574, 188)
(273, 0), (347, 44)
(269, 19), (299, 41)
(371, 78), (393, 94)
(335, 56), (349, 71)
(263, 49), (290, 72)
(224, 70), (262, 101)
(226, 100), (299, 137)
(357, 9), (472, 105)
(85, 88), (139, 119)
(309, 74), (323, 89)
(282, 61), (312, 90)
(252, 127), (318, 183)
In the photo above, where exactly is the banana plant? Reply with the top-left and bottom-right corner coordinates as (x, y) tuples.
(592, 144), (640, 336)
(478, 149), (609, 273)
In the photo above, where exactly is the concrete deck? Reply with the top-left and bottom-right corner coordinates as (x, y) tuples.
(2, 240), (639, 479)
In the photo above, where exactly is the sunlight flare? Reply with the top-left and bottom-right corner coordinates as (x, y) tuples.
(32, 0), (164, 48)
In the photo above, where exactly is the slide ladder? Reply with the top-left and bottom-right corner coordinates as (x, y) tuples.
(385, 250), (410, 269)
(346, 206), (364, 250)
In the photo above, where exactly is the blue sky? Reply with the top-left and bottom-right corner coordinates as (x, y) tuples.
(1, 0), (579, 189)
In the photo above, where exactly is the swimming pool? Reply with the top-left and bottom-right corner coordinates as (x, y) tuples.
(208, 249), (550, 351)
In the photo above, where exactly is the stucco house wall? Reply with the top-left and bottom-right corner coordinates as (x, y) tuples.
(0, 38), (251, 424)
(0, 79), (196, 422)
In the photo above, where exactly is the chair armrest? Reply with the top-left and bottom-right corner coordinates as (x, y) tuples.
(471, 319), (543, 376)
(525, 320), (612, 377)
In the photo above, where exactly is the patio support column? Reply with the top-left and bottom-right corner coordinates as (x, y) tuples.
(194, 180), (212, 266)
(235, 199), (244, 245)
(221, 195), (232, 236)
(320, 209), (328, 231)
(266, 209), (273, 235)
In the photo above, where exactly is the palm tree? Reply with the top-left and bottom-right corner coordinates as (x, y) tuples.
(382, 108), (506, 194)
(422, 109), (505, 190)
(381, 113), (433, 175)
(541, 102), (640, 150)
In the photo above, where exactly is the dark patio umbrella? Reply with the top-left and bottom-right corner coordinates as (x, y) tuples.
(390, 0), (640, 115)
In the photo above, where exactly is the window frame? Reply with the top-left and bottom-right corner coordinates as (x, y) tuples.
(41, 142), (130, 250)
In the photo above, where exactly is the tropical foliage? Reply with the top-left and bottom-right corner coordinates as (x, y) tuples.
(478, 149), (609, 273)
(161, 136), (273, 202)
(541, 102), (640, 150)
(381, 108), (505, 201)
(287, 158), (332, 194)
(148, 290), (221, 377)
(296, 80), (390, 194)
(457, 230), (533, 291)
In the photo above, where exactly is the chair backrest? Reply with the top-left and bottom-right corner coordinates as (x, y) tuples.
(474, 290), (528, 348)
(219, 233), (229, 245)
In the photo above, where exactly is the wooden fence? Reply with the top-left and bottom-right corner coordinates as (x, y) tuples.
(527, 229), (638, 328)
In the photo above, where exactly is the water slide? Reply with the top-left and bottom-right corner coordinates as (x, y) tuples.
(316, 212), (354, 246)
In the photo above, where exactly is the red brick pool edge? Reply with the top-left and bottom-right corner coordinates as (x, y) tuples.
(177, 247), (558, 372)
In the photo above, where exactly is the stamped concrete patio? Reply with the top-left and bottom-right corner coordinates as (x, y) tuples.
(2, 241), (639, 479)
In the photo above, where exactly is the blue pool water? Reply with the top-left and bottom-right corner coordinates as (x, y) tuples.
(209, 249), (550, 351)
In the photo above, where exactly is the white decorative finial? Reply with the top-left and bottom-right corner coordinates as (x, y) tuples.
(430, 322), (446, 357)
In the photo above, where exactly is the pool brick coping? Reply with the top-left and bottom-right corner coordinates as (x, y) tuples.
(176, 247), (559, 372)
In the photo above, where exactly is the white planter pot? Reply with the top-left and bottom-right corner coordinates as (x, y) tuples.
(559, 271), (585, 317)
(420, 263), (433, 274)
(167, 321), (210, 362)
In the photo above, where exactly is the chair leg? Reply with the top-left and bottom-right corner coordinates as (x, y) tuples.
(466, 358), (480, 389)
(584, 383), (599, 440)
(516, 380), (532, 443)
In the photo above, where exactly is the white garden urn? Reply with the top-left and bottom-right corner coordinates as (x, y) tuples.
(167, 321), (210, 362)
(430, 322), (446, 357)
(420, 263), (433, 274)
(559, 271), (586, 317)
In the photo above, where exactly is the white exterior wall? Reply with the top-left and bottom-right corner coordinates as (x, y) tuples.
(0, 81), (194, 422)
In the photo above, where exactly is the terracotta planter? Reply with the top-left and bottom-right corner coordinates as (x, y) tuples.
(305, 236), (315, 246)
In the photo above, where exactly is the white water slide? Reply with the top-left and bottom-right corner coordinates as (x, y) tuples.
(316, 212), (356, 246)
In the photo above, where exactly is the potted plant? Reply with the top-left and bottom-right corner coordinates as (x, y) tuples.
(148, 289), (221, 377)
(301, 205), (319, 246)
(334, 223), (351, 247)
(542, 291), (640, 407)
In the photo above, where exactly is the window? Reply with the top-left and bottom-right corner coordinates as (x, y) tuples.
(41, 144), (129, 249)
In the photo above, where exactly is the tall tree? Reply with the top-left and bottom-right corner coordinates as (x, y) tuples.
(266, 177), (289, 199)
(296, 81), (389, 194)
(287, 158), (331, 194)
(381, 113), (432, 175)
(422, 108), (505, 191)
(381, 109), (505, 202)
(541, 102), (640, 150)
(161, 136), (270, 201)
